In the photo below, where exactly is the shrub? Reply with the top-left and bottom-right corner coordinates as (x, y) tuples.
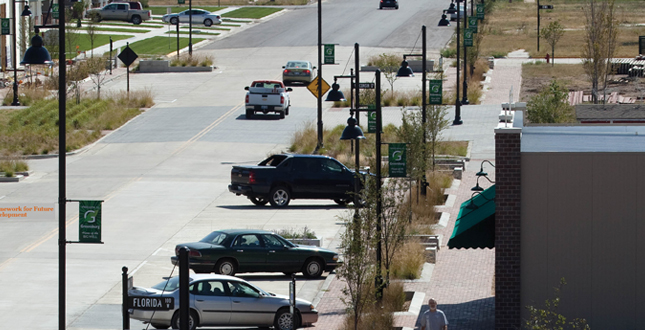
(390, 240), (425, 280)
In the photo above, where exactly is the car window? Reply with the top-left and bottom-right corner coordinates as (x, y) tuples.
(200, 231), (228, 245)
(233, 234), (261, 247)
(190, 280), (226, 296)
(227, 281), (261, 298)
(321, 159), (344, 174)
(105, 4), (117, 9)
(152, 276), (181, 292)
(262, 234), (284, 248)
(287, 62), (308, 68)
(117, 4), (127, 10)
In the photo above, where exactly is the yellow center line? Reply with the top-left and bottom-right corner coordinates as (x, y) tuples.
(172, 102), (243, 156)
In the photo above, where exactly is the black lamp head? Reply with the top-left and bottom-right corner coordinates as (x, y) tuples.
(21, 5), (32, 16)
(340, 116), (366, 140)
(21, 33), (52, 65)
(471, 177), (484, 192)
(438, 14), (450, 26)
(325, 81), (346, 102)
(396, 60), (414, 77)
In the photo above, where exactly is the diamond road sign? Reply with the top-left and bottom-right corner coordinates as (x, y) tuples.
(307, 76), (330, 98)
(118, 45), (138, 67)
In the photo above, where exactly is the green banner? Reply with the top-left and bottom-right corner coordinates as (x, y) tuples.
(468, 16), (478, 33)
(388, 143), (407, 178)
(1, 19), (9, 35)
(367, 105), (376, 133)
(476, 4), (485, 20)
(429, 79), (442, 105)
(324, 44), (335, 64)
(464, 28), (474, 47)
(178, 0), (185, 3)
(79, 201), (102, 243)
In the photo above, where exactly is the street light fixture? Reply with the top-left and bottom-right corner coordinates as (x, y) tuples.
(440, 2), (462, 125)
(10, 0), (32, 106)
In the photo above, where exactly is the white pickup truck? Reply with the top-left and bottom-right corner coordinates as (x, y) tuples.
(244, 80), (292, 119)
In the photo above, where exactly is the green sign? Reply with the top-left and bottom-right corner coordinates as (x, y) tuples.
(79, 200), (102, 243)
(52, 4), (59, 19)
(178, 0), (185, 3)
(388, 143), (407, 178)
(464, 28), (474, 47)
(476, 4), (484, 20)
(468, 16), (478, 33)
(429, 79), (442, 105)
(324, 44), (335, 64)
(1, 19), (9, 35)
(367, 105), (377, 133)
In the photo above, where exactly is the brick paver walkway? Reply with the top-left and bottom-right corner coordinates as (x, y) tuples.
(311, 57), (522, 329)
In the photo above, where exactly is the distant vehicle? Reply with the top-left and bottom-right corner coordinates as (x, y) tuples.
(128, 273), (318, 330)
(228, 153), (369, 207)
(244, 80), (292, 119)
(169, 229), (340, 278)
(282, 61), (316, 85)
(450, 3), (466, 21)
(379, 0), (399, 9)
(162, 9), (222, 27)
(85, 2), (151, 24)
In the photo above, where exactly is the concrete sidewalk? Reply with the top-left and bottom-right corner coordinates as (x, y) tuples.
(310, 54), (530, 330)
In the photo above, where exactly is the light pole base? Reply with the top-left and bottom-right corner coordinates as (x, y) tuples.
(461, 98), (469, 105)
(453, 118), (463, 125)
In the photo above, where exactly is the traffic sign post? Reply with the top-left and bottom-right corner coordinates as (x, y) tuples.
(118, 43), (138, 92)
(355, 82), (375, 89)
(537, 1), (554, 51)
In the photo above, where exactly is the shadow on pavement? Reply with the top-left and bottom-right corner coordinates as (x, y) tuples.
(415, 297), (495, 330)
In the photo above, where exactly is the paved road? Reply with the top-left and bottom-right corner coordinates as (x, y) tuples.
(0, 1), (458, 329)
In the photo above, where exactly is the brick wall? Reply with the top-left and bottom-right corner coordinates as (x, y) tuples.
(494, 127), (522, 330)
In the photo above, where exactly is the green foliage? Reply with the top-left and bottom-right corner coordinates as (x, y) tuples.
(526, 80), (576, 124)
(170, 53), (214, 67)
(368, 53), (401, 97)
(0, 156), (29, 177)
(272, 226), (316, 239)
(222, 7), (283, 19)
(540, 21), (565, 65)
(128, 36), (205, 57)
(524, 278), (591, 330)
(440, 47), (457, 59)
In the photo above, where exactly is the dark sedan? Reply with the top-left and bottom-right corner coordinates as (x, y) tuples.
(171, 229), (339, 278)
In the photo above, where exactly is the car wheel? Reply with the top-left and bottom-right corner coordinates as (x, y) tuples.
(302, 258), (324, 278)
(150, 323), (169, 329)
(285, 107), (289, 116)
(334, 199), (348, 206)
(131, 15), (142, 25)
(246, 109), (253, 118)
(279, 111), (285, 119)
(171, 310), (198, 330)
(204, 19), (213, 27)
(93, 14), (102, 22)
(170, 17), (179, 25)
(216, 259), (237, 276)
(395, 5), (399, 9)
(269, 186), (291, 207)
(379, 5), (383, 9)
(250, 196), (269, 206)
(274, 308), (300, 330)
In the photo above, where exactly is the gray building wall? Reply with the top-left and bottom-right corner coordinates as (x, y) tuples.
(521, 152), (645, 329)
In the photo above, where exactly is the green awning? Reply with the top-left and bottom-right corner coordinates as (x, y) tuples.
(448, 184), (495, 249)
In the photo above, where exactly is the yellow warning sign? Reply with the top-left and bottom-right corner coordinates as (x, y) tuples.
(307, 76), (330, 98)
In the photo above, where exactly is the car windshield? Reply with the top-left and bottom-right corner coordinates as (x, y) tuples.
(287, 62), (309, 69)
(151, 276), (183, 292)
(200, 231), (228, 245)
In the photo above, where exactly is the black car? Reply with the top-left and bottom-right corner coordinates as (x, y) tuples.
(379, 0), (399, 9)
(170, 229), (340, 278)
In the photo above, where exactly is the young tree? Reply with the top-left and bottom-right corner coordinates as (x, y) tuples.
(370, 53), (400, 97)
(581, 0), (618, 104)
(397, 110), (426, 183)
(524, 278), (590, 330)
(87, 56), (110, 99)
(426, 104), (450, 171)
(540, 21), (565, 67)
(525, 80), (576, 124)
(378, 178), (410, 284)
(86, 21), (98, 58)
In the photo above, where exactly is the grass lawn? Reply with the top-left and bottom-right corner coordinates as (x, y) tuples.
(222, 7), (282, 19)
(149, 6), (226, 15)
(51, 34), (132, 59)
(180, 26), (231, 31)
(75, 27), (151, 33)
(128, 36), (206, 57)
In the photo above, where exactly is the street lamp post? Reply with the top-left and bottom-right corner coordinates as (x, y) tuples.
(441, 2), (462, 125)
(10, 0), (31, 106)
(461, 0), (469, 105)
(316, 0), (323, 151)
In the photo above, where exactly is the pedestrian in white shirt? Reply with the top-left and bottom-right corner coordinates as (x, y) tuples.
(421, 298), (448, 330)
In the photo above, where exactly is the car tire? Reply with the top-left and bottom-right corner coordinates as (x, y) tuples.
(93, 14), (102, 22)
(379, 5), (383, 9)
(216, 259), (237, 276)
(246, 109), (253, 118)
(302, 258), (324, 278)
(204, 19), (213, 27)
(285, 107), (289, 116)
(250, 196), (269, 206)
(279, 111), (285, 119)
(150, 323), (169, 329)
(171, 310), (198, 330)
(274, 308), (300, 330)
(269, 186), (291, 207)
(131, 15), (142, 25)
(395, 5), (399, 9)
(170, 17), (179, 25)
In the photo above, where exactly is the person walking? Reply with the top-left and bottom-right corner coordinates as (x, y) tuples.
(421, 298), (448, 330)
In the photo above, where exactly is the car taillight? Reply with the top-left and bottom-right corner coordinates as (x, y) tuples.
(245, 94), (249, 103)
(280, 95), (285, 104)
(249, 170), (256, 184)
(284, 69), (291, 74)
(189, 250), (202, 257)
(304, 69), (310, 74)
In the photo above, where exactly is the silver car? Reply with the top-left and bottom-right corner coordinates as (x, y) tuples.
(129, 274), (318, 330)
(162, 9), (222, 27)
(282, 61), (316, 85)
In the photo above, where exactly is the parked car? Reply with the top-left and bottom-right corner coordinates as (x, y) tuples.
(162, 9), (222, 27)
(128, 273), (318, 330)
(170, 229), (340, 278)
(229, 153), (368, 207)
(282, 61), (316, 85)
(379, 0), (399, 9)
(449, 3), (466, 21)
(85, 2), (151, 24)
(244, 80), (292, 119)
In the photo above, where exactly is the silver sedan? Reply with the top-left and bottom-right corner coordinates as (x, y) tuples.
(128, 274), (318, 330)
(162, 9), (222, 27)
